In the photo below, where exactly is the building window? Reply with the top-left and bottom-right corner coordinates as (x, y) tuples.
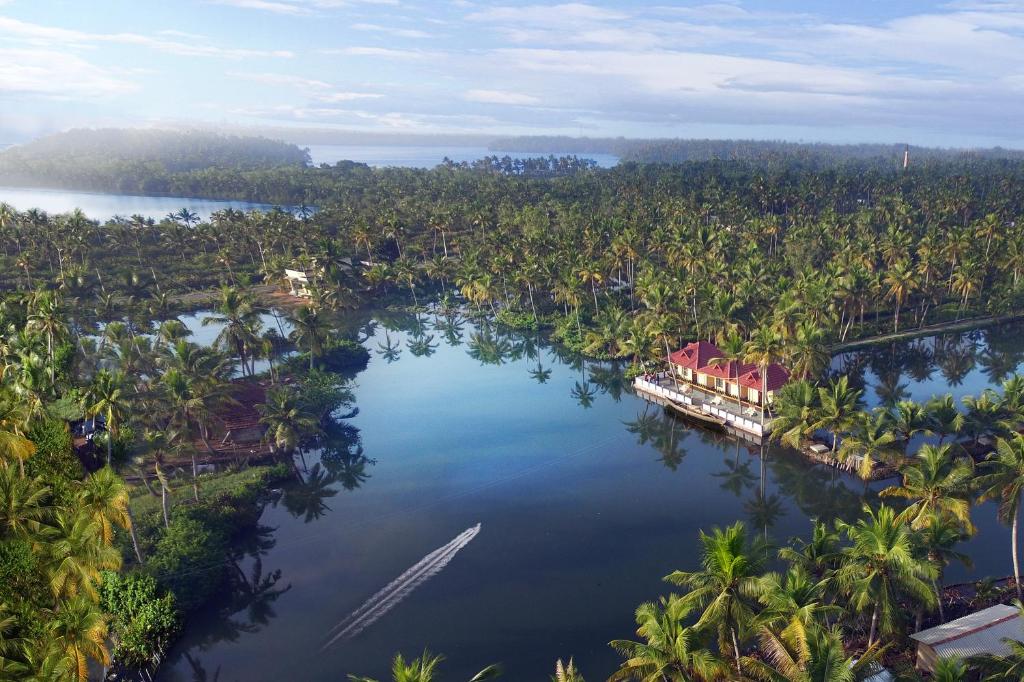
(715, 377), (725, 392)
(748, 388), (760, 403)
(684, 368), (692, 381)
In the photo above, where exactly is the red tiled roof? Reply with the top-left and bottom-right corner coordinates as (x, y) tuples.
(669, 340), (722, 371)
(701, 359), (757, 380)
(737, 364), (790, 392)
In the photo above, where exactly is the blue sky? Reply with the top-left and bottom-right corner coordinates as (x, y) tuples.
(2, 0), (1024, 146)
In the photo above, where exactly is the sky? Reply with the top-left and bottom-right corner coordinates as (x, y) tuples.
(2, 0), (1024, 146)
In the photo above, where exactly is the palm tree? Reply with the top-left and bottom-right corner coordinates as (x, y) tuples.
(47, 596), (109, 682)
(915, 514), (971, 624)
(203, 287), (263, 375)
(665, 522), (767, 676)
(258, 387), (319, 456)
(976, 434), (1024, 599)
(880, 443), (975, 532)
(770, 381), (820, 449)
(743, 623), (882, 682)
(835, 505), (936, 646)
(289, 305), (329, 371)
(813, 376), (863, 453)
(609, 595), (727, 681)
(0, 462), (48, 538)
(84, 369), (130, 467)
(0, 390), (35, 477)
(925, 394), (964, 444)
(744, 326), (785, 428)
(777, 520), (841, 581)
(47, 510), (121, 601)
(74, 466), (142, 565)
(552, 658), (585, 682)
(347, 650), (501, 682)
(838, 410), (898, 480)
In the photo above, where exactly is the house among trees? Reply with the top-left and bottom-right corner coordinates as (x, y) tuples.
(910, 604), (1024, 673)
(284, 268), (314, 297)
(669, 340), (790, 407)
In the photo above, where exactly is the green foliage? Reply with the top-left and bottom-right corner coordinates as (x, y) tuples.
(99, 571), (179, 667)
(494, 308), (540, 331)
(24, 418), (82, 485)
(145, 515), (225, 613)
(319, 338), (371, 373)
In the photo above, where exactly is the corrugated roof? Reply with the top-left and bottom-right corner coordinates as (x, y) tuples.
(911, 604), (1023, 659)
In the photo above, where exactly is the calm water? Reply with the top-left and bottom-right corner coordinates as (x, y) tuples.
(303, 143), (620, 168)
(149, 313), (1020, 681)
(0, 186), (278, 222)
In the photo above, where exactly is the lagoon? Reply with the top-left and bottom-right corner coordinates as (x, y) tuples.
(0, 186), (278, 223)
(153, 312), (1020, 681)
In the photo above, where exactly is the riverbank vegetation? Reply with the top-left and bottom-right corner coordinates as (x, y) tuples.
(0, 281), (362, 679)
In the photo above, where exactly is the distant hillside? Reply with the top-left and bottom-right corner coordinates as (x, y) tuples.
(0, 128), (310, 193)
(489, 135), (1024, 166)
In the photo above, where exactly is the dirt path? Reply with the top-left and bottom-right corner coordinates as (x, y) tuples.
(831, 313), (1024, 352)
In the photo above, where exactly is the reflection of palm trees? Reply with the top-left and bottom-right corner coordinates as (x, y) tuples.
(376, 332), (402, 363)
(407, 332), (438, 357)
(528, 362), (552, 384)
(571, 381), (597, 409)
(744, 491), (786, 542)
(184, 652), (220, 682)
(434, 314), (465, 347)
(936, 336), (977, 386)
(281, 463), (338, 523)
(713, 448), (756, 497)
(873, 368), (910, 408)
(623, 405), (660, 446)
(588, 362), (627, 401)
(467, 325), (512, 365)
(230, 557), (292, 629)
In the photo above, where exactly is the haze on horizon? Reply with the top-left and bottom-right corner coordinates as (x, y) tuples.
(2, 0), (1023, 148)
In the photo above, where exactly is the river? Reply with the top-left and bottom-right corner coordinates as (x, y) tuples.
(0, 146), (617, 221)
(151, 311), (1019, 681)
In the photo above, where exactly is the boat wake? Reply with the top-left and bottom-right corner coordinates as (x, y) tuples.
(320, 523), (481, 650)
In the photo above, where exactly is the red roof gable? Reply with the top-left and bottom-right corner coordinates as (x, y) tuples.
(701, 359), (757, 379)
(737, 364), (790, 392)
(669, 340), (722, 371)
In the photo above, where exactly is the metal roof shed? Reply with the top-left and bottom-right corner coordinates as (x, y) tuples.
(910, 604), (1023, 673)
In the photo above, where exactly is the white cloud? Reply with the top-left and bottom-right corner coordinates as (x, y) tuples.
(0, 16), (293, 58)
(464, 89), (539, 105)
(351, 23), (432, 38)
(467, 3), (628, 24)
(230, 71), (333, 89)
(209, 0), (398, 14)
(316, 91), (384, 102)
(0, 48), (137, 96)
(321, 46), (430, 59)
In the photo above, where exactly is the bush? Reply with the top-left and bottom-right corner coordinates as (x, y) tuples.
(495, 307), (540, 330)
(145, 516), (226, 612)
(319, 338), (370, 372)
(25, 418), (83, 485)
(100, 571), (180, 667)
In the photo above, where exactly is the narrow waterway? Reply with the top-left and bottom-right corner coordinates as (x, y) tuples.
(155, 312), (1020, 681)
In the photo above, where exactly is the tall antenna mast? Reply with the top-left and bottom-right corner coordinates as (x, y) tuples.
(903, 144), (910, 169)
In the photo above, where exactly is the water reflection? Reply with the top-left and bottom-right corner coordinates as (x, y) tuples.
(158, 314), (1024, 682)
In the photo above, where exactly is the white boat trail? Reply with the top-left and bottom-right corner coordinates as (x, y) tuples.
(320, 523), (481, 650)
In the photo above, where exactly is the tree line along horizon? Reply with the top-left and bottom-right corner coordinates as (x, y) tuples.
(6, 140), (1024, 679)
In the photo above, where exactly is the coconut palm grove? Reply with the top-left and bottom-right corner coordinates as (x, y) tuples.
(3, 127), (1024, 680)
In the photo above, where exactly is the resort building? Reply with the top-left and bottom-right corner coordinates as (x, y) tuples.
(633, 339), (790, 439)
(910, 604), (1024, 673)
(668, 340), (790, 407)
